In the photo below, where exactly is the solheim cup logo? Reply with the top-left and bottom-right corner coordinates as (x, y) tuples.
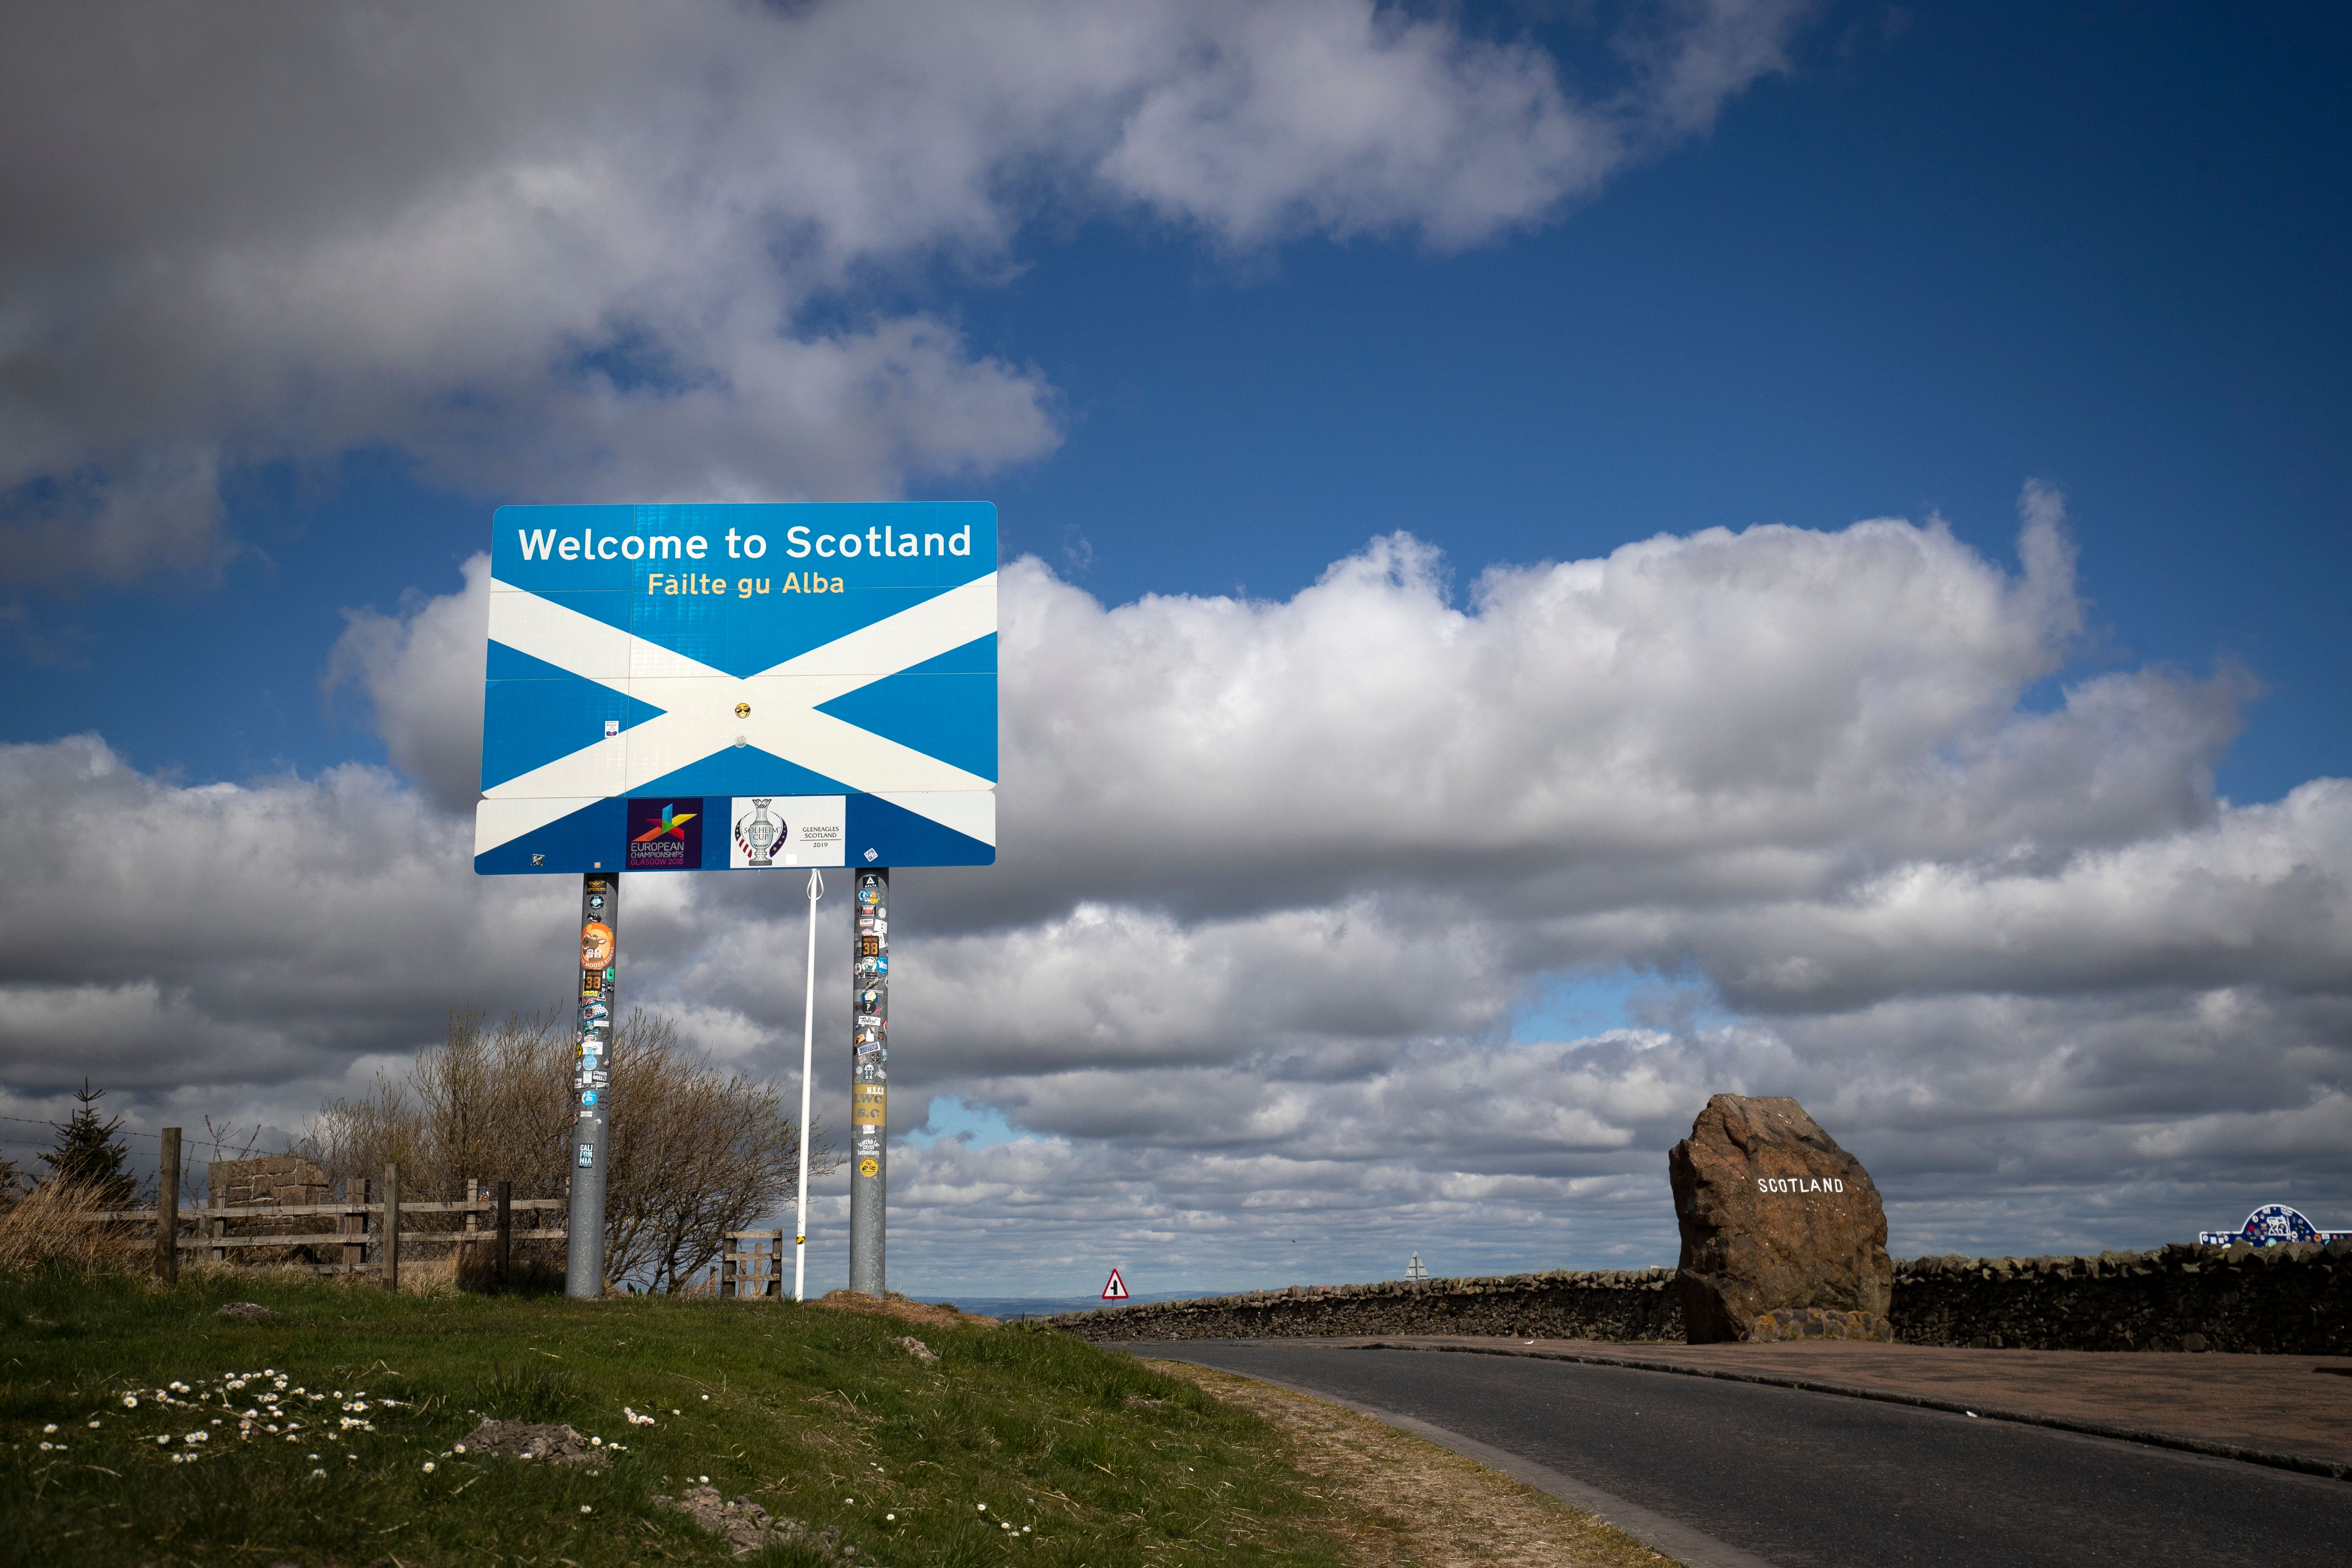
(735, 798), (781, 867)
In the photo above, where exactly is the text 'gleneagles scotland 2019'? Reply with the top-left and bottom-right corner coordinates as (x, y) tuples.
(514, 524), (974, 564)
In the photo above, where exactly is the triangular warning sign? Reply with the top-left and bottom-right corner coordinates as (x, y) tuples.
(1101, 1267), (1129, 1300)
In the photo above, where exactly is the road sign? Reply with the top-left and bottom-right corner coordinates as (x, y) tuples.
(475, 502), (997, 873)
(2198, 1202), (2352, 1246)
(1101, 1267), (1128, 1301)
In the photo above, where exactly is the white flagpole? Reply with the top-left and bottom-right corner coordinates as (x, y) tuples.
(794, 868), (823, 1302)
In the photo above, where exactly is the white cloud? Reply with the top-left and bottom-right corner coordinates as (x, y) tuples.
(11, 494), (2351, 1289)
(0, 0), (1809, 584)
(326, 557), (493, 813)
(982, 494), (2227, 924)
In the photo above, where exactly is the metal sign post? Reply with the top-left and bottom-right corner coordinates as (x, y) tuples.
(848, 867), (889, 1296)
(566, 873), (617, 1298)
(793, 868), (822, 1301)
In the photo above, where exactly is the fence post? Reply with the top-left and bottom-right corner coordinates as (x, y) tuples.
(496, 1181), (513, 1286)
(381, 1164), (401, 1292)
(154, 1128), (180, 1284)
(210, 1187), (225, 1265)
(342, 1178), (367, 1274)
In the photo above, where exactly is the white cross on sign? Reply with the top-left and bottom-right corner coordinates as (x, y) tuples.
(1101, 1268), (1129, 1301)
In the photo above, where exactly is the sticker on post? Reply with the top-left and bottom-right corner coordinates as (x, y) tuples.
(581, 922), (615, 968)
(577, 1144), (594, 1168)
(858, 1158), (879, 1178)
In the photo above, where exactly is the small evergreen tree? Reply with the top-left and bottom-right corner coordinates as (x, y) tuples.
(43, 1080), (138, 1208)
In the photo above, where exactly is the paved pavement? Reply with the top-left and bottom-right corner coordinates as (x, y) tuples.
(1346, 1335), (2352, 1469)
(1136, 1339), (2352, 1568)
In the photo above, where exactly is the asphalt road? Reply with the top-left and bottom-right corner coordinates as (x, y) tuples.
(1133, 1340), (2352, 1568)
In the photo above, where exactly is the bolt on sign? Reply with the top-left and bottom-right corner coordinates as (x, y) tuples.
(472, 502), (999, 1301)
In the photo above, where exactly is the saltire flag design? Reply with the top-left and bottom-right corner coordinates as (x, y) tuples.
(474, 502), (997, 873)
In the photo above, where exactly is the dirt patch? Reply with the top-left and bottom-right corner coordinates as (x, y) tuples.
(453, 1419), (606, 1467)
(811, 1289), (998, 1331)
(654, 1483), (849, 1560)
(1148, 1361), (1667, 1568)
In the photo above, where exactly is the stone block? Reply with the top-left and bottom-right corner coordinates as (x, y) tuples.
(1668, 1093), (1893, 1344)
(207, 1154), (331, 1207)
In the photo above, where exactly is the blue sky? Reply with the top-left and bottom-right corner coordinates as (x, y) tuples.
(3, 1), (2349, 1295)
(14, 5), (2349, 804)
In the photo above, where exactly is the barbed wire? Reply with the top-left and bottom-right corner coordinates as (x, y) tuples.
(0, 1112), (167, 1138)
(0, 1112), (270, 1146)
(0, 1113), (284, 1179)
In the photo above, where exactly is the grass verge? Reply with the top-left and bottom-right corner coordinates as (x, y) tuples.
(0, 1268), (1358, 1568)
(1148, 1362), (1671, 1568)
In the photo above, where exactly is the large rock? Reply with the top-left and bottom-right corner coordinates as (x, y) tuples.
(1668, 1094), (1894, 1344)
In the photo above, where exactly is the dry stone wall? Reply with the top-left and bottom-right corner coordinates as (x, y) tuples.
(1049, 1240), (2352, 1354)
(1891, 1240), (2352, 1354)
(1051, 1268), (1685, 1344)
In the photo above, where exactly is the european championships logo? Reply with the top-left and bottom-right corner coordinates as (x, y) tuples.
(634, 802), (696, 842)
(735, 798), (782, 867)
(626, 801), (699, 870)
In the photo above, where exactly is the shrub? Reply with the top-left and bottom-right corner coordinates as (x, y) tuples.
(301, 1008), (833, 1293)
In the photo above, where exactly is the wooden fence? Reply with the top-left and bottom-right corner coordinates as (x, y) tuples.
(101, 1165), (798, 1300)
(715, 1230), (785, 1298)
(99, 1171), (564, 1289)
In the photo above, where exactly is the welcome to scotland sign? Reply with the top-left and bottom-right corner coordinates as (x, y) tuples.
(473, 502), (996, 874)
